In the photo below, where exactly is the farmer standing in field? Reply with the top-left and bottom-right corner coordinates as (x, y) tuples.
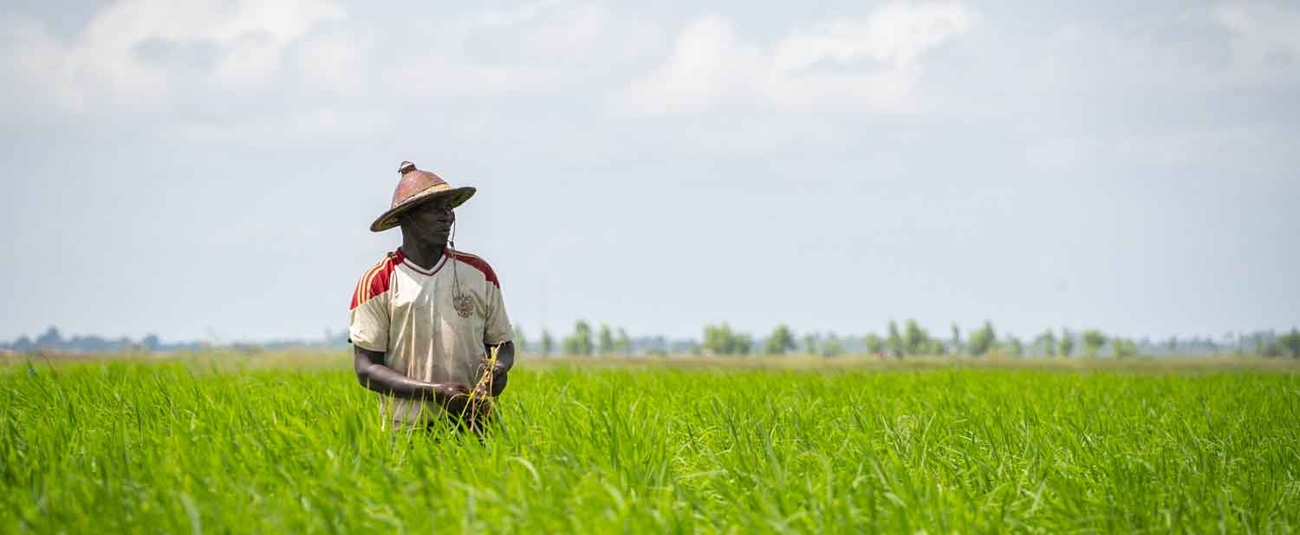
(349, 161), (515, 430)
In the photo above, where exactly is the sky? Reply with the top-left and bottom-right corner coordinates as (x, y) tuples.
(1, 0), (1297, 344)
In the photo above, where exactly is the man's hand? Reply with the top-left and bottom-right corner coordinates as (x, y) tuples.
(438, 382), (495, 419)
(488, 362), (509, 396)
(435, 382), (473, 414)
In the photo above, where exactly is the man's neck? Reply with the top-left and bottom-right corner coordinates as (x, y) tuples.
(401, 238), (445, 269)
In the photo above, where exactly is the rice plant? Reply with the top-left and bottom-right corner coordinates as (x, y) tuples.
(1, 358), (1297, 533)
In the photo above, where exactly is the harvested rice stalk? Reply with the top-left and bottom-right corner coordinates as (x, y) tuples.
(464, 344), (501, 432)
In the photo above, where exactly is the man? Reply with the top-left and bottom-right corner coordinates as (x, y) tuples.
(349, 161), (515, 430)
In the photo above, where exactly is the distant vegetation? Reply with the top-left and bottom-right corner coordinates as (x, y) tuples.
(5, 322), (1299, 359)
(0, 326), (341, 355)
(522, 321), (1300, 360)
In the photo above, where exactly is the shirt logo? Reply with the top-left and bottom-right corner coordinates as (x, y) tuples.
(453, 293), (474, 318)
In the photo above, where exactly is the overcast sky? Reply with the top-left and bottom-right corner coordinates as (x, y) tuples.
(2, 0), (1297, 344)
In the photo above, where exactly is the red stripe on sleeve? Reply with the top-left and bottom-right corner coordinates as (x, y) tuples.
(450, 250), (500, 288)
(350, 253), (398, 309)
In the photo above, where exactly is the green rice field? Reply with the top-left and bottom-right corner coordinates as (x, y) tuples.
(2, 355), (1298, 533)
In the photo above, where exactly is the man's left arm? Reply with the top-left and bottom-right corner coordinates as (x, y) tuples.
(483, 273), (515, 396)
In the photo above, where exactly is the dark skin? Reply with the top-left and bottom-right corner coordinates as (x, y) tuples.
(353, 199), (515, 418)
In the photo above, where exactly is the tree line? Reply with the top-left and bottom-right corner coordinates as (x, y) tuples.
(7, 323), (1298, 359)
(516, 321), (1300, 359)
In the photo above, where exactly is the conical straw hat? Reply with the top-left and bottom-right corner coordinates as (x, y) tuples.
(370, 161), (476, 232)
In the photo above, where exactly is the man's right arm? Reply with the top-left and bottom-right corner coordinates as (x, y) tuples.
(353, 346), (468, 403)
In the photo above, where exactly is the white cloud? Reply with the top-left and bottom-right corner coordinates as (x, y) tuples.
(2, 0), (1294, 155)
(84, 0), (345, 87)
(617, 15), (763, 115)
(1, 0), (347, 123)
(903, 0), (1300, 171)
(0, 0), (664, 143)
(772, 3), (976, 72)
(617, 2), (976, 117)
(383, 1), (662, 98)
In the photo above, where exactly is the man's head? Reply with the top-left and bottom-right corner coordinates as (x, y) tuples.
(399, 199), (455, 249)
(369, 161), (475, 233)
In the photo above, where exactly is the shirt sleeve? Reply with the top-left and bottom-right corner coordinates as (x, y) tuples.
(483, 279), (513, 346)
(350, 293), (390, 352)
(349, 265), (392, 352)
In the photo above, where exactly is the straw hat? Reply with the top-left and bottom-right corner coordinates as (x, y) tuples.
(370, 161), (476, 232)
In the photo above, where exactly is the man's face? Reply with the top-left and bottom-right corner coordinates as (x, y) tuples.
(399, 200), (455, 247)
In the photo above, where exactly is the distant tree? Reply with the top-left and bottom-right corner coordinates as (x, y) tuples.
(704, 324), (751, 355)
(925, 339), (945, 356)
(1114, 337), (1139, 358)
(1006, 335), (1023, 358)
(1059, 329), (1075, 358)
(950, 323), (962, 356)
(967, 321), (997, 356)
(903, 319), (928, 356)
(1278, 329), (1300, 359)
(763, 324), (796, 355)
(1081, 329), (1107, 358)
(734, 333), (753, 355)
(864, 333), (884, 355)
(822, 335), (843, 357)
(561, 330), (576, 355)
(597, 324), (614, 355)
(541, 329), (554, 356)
(513, 324), (528, 353)
(1166, 336), (1177, 354)
(1035, 330), (1057, 357)
(13, 336), (33, 353)
(562, 321), (593, 356)
(142, 334), (161, 352)
(1260, 337), (1284, 358)
(704, 324), (731, 355)
(35, 326), (62, 349)
(577, 322), (594, 355)
(614, 328), (632, 355)
(886, 320), (903, 358)
(802, 334), (818, 356)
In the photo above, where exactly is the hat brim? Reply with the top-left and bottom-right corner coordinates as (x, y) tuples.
(370, 186), (476, 232)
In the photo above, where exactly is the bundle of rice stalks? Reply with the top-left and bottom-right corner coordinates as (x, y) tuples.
(462, 344), (501, 433)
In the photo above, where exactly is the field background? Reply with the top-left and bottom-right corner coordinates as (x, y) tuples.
(3, 352), (1298, 533)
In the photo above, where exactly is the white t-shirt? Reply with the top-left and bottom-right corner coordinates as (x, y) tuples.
(349, 248), (513, 424)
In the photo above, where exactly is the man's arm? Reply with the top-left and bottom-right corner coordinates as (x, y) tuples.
(353, 345), (469, 404)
